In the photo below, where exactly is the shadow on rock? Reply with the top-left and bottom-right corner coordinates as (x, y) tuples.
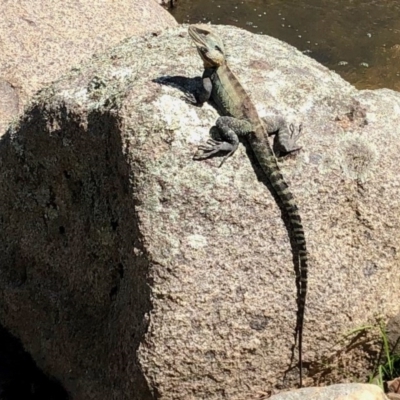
(0, 324), (69, 400)
(0, 104), (154, 399)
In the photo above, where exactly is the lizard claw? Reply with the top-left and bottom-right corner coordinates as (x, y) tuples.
(193, 140), (238, 167)
(197, 139), (221, 151)
(276, 123), (303, 157)
(290, 123), (303, 142)
(217, 145), (238, 167)
(282, 123), (303, 155)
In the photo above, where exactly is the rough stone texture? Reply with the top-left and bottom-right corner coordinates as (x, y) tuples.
(387, 312), (400, 355)
(0, 0), (177, 135)
(0, 24), (400, 399)
(268, 383), (388, 400)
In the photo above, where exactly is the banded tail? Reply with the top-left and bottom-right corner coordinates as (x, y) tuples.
(249, 127), (308, 387)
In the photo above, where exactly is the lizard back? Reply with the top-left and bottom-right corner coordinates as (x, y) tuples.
(213, 49), (308, 387)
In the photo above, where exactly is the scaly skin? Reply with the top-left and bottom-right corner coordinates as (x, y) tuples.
(188, 25), (308, 387)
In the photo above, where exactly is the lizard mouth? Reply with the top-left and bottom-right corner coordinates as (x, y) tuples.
(188, 25), (225, 67)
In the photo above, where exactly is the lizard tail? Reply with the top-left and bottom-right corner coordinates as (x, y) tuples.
(280, 187), (308, 389)
(258, 154), (308, 387)
(249, 133), (308, 387)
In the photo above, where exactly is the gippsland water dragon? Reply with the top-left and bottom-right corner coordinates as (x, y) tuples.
(188, 25), (309, 387)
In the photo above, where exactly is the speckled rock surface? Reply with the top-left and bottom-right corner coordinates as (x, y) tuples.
(269, 383), (388, 400)
(0, 0), (177, 135)
(0, 25), (400, 399)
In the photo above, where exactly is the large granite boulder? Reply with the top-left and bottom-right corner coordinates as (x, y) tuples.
(0, 0), (177, 135)
(0, 25), (399, 399)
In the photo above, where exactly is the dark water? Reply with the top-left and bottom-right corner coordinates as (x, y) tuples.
(171, 0), (400, 90)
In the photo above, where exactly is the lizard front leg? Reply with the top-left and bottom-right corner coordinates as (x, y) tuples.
(194, 116), (253, 167)
(262, 115), (303, 156)
(184, 75), (212, 106)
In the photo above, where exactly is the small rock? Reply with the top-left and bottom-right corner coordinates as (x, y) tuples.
(269, 383), (388, 400)
(388, 377), (400, 393)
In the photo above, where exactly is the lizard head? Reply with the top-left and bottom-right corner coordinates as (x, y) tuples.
(188, 25), (226, 68)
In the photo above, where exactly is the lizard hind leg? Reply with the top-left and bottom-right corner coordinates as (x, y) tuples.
(262, 115), (303, 156)
(194, 116), (251, 167)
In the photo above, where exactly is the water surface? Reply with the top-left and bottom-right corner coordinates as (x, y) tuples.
(171, 0), (400, 90)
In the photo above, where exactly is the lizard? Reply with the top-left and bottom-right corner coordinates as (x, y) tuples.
(188, 24), (309, 387)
